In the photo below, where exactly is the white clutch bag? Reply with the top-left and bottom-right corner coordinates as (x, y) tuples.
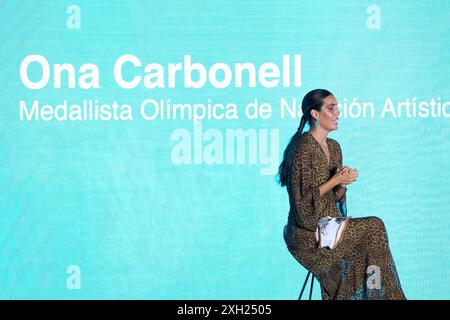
(315, 216), (349, 250)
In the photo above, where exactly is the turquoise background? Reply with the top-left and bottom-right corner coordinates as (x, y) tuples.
(0, 0), (449, 299)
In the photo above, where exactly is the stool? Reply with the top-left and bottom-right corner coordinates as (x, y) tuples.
(299, 271), (315, 300)
(284, 225), (316, 300)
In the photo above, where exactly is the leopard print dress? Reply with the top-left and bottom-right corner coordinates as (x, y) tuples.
(283, 131), (406, 300)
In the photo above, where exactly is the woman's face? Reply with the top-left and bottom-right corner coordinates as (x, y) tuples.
(315, 95), (341, 131)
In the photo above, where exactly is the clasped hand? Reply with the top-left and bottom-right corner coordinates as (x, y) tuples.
(334, 165), (358, 186)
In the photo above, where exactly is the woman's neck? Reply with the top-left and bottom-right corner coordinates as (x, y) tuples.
(308, 127), (329, 145)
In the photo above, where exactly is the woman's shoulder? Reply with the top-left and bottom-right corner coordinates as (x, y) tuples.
(297, 132), (314, 149)
(327, 136), (341, 149)
(287, 132), (312, 162)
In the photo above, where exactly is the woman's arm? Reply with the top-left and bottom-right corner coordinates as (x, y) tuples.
(319, 175), (340, 197)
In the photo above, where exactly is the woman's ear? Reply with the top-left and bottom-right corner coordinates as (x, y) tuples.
(310, 109), (318, 121)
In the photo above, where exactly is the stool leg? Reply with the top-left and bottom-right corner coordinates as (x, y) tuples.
(298, 271), (311, 300)
(309, 275), (315, 300)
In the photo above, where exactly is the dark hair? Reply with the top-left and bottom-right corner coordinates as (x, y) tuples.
(276, 88), (334, 187)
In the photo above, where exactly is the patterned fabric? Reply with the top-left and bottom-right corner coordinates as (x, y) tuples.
(283, 131), (406, 300)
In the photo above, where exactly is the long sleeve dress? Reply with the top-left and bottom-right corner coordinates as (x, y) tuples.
(283, 131), (406, 300)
